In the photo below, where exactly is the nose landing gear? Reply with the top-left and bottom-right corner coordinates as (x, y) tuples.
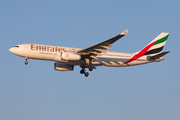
(25, 57), (28, 65)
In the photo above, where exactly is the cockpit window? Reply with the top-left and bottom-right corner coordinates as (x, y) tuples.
(14, 46), (19, 48)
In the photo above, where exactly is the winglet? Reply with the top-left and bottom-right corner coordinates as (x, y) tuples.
(120, 29), (128, 35)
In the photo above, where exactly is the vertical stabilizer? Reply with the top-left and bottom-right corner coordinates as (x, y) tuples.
(134, 32), (169, 56)
(124, 32), (170, 64)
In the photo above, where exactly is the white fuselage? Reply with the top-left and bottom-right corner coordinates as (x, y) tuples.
(9, 44), (154, 67)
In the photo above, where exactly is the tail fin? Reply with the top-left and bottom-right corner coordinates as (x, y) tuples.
(134, 32), (169, 56)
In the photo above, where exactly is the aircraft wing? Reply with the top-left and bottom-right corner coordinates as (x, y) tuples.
(77, 30), (128, 59)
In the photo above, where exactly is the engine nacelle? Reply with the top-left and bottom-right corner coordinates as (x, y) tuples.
(54, 63), (74, 71)
(61, 52), (81, 61)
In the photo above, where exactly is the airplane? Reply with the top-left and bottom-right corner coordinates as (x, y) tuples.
(9, 30), (170, 77)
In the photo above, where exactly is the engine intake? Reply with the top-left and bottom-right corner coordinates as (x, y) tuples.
(54, 63), (74, 71)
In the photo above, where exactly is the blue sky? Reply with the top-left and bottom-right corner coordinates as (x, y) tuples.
(0, 0), (180, 120)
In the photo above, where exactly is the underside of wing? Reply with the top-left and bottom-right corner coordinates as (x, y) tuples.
(77, 30), (128, 59)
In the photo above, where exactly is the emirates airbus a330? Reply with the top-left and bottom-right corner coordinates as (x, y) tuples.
(9, 30), (170, 77)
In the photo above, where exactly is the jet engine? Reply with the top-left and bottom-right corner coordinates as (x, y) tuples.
(61, 52), (81, 60)
(54, 63), (74, 71)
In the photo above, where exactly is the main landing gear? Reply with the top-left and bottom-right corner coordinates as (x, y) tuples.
(80, 66), (95, 77)
(25, 57), (28, 65)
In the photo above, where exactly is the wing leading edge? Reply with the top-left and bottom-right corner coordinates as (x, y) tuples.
(77, 30), (128, 59)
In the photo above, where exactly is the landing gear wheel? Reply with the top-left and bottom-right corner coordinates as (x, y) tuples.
(25, 61), (28, 65)
(89, 67), (93, 71)
(84, 72), (89, 77)
(84, 64), (88, 68)
(80, 69), (85, 74)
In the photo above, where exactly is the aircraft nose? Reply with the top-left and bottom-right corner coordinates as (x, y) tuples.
(9, 47), (16, 54)
(9, 48), (13, 53)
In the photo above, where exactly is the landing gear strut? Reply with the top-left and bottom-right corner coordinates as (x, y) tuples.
(25, 57), (28, 65)
(80, 58), (96, 77)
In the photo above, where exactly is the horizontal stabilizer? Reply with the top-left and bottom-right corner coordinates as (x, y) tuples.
(147, 51), (170, 61)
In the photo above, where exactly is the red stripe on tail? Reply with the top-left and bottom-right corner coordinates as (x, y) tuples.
(124, 41), (156, 64)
